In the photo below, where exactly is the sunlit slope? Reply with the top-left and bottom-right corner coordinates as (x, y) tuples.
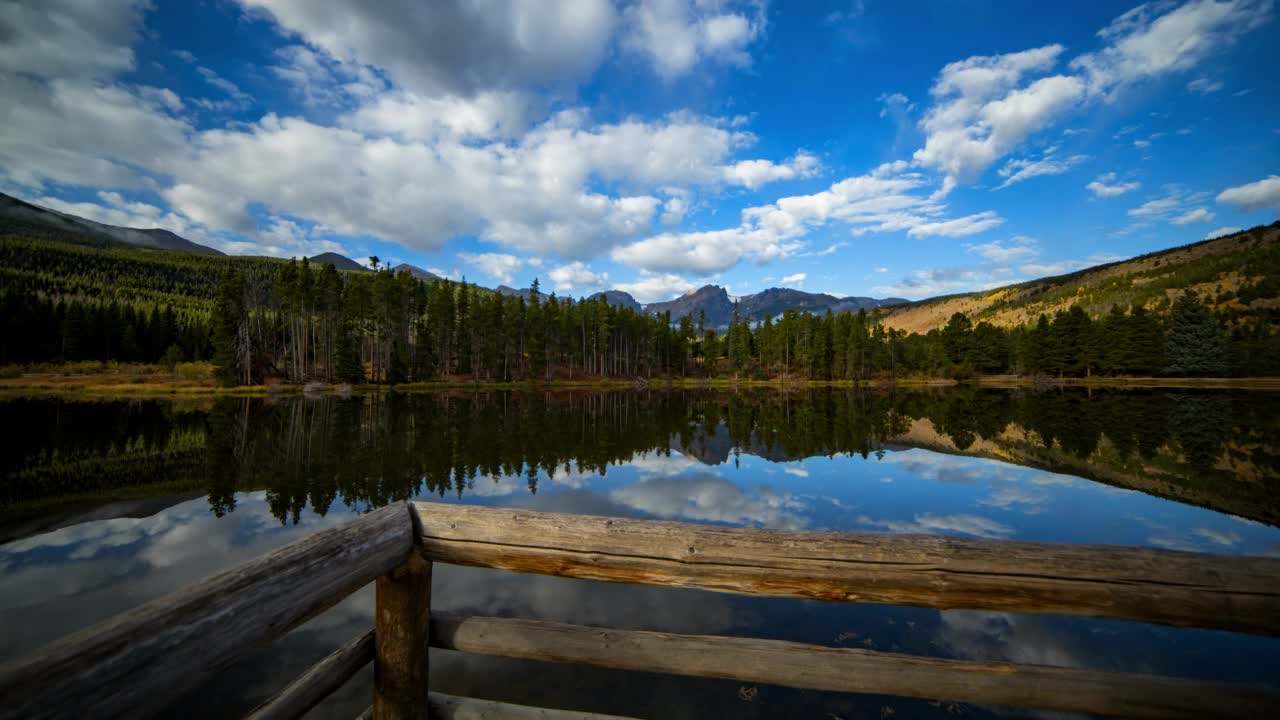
(882, 223), (1280, 333)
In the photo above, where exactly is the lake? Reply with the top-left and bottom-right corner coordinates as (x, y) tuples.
(2, 388), (1278, 718)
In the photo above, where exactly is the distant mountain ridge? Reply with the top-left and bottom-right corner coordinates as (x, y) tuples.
(643, 284), (906, 327)
(0, 192), (224, 256)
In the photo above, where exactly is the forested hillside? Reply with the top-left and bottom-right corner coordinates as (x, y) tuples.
(884, 224), (1280, 332)
(2, 220), (1279, 382)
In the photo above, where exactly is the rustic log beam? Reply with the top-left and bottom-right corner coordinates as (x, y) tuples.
(246, 629), (375, 720)
(427, 692), (641, 720)
(430, 613), (1280, 720)
(356, 694), (640, 720)
(411, 502), (1280, 635)
(375, 553), (433, 720)
(0, 504), (414, 720)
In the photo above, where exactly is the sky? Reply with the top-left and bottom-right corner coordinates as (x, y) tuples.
(1, 0), (1278, 303)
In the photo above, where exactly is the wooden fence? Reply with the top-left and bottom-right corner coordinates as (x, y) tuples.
(1, 501), (1278, 719)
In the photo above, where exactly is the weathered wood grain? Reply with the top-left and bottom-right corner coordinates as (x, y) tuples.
(430, 614), (1280, 719)
(375, 553), (432, 720)
(427, 692), (641, 719)
(246, 629), (375, 720)
(0, 504), (414, 720)
(411, 501), (1280, 635)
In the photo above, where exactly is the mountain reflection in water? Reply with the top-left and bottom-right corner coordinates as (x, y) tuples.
(1, 388), (1278, 719)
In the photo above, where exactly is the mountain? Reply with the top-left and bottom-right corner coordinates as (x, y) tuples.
(589, 290), (642, 313)
(638, 284), (904, 327)
(881, 223), (1280, 333)
(495, 285), (551, 302)
(0, 192), (224, 256)
(391, 263), (441, 282)
(308, 252), (368, 272)
(645, 285), (735, 326)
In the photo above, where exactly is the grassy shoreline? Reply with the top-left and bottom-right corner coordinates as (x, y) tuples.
(1, 363), (1278, 397)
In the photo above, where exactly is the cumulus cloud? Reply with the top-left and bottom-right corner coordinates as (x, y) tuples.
(780, 272), (806, 286)
(857, 512), (1015, 539)
(613, 272), (698, 303)
(913, 45), (1084, 184)
(1205, 226), (1241, 239)
(1086, 172), (1140, 197)
(913, 1), (1269, 189)
(0, 0), (148, 80)
(459, 252), (526, 284)
(1216, 175), (1280, 211)
(548, 261), (609, 293)
(237, 0), (618, 95)
(621, 0), (766, 79)
(722, 152), (820, 189)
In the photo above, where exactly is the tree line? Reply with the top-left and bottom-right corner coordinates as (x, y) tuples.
(2, 235), (1277, 379)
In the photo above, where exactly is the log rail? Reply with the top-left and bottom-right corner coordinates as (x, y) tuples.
(0, 500), (1277, 720)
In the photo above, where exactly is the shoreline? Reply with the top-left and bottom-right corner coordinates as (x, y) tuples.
(1, 366), (1278, 397)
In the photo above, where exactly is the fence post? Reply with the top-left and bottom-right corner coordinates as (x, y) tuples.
(374, 551), (431, 719)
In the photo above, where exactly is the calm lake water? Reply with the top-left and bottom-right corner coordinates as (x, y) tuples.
(2, 388), (1279, 718)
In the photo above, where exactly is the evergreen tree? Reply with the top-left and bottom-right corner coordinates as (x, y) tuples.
(1164, 291), (1226, 376)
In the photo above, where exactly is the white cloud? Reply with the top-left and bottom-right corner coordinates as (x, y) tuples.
(621, 0), (765, 79)
(0, 0), (148, 80)
(611, 474), (809, 529)
(722, 151), (820, 189)
(459, 252), (525, 284)
(548, 261), (609, 293)
(613, 272), (698, 303)
(1128, 187), (1212, 223)
(613, 163), (1003, 274)
(1086, 172), (1140, 197)
(911, 1), (1269, 189)
(906, 211), (1004, 237)
(1216, 175), (1280, 211)
(1205, 226), (1241, 239)
(995, 147), (1087, 189)
(780, 272), (806, 286)
(1070, 0), (1272, 96)
(1171, 207), (1214, 224)
(878, 92), (914, 118)
(238, 0), (618, 95)
(1020, 253), (1125, 276)
(873, 267), (1019, 299)
(966, 236), (1039, 264)
(1186, 75), (1224, 93)
(342, 90), (534, 142)
(913, 45), (1084, 184)
(857, 513), (1014, 539)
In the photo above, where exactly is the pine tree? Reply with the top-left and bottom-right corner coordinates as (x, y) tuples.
(1164, 291), (1226, 376)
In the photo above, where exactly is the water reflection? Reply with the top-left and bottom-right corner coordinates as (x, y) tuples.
(2, 388), (1280, 718)
(4, 388), (1279, 532)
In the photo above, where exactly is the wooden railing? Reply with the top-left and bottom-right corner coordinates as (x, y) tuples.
(2, 501), (1279, 719)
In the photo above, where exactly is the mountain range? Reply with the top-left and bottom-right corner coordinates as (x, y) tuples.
(5, 191), (1274, 331)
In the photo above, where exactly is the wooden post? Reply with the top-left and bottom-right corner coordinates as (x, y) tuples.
(374, 551), (431, 720)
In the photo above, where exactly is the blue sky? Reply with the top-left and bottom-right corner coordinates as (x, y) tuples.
(2, 1), (1278, 302)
